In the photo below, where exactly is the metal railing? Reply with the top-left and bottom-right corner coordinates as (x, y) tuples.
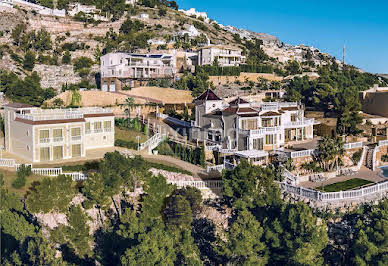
(94, 129), (103, 133)
(104, 127), (113, 132)
(53, 137), (64, 142)
(39, 138), (50, 144)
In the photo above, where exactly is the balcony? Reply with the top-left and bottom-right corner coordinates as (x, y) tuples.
(94, 129), (103, 133)
(85, 130), (91, 134)
(71, 136), (82, 141)
(283, 118), (314, 129)
(239, 126), (283, 137)
(39, 138), (50, 144)
(104, 127), (113, 132)
(53, 137), (64, 142)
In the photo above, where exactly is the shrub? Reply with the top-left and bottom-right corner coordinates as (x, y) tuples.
(115, 139), (138, 150)
(62, 50), (71, 64)
(73, 56), (94, 72)
(23, 51), (35, 71)
(352, 149), (363, 164)
(12, 164), (32, 189)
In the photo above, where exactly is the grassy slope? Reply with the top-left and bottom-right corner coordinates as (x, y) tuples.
(1, 169), (44, 197)
(115, 127), (148, 143)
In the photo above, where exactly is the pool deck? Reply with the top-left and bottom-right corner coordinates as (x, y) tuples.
(299, 166), (386, 189)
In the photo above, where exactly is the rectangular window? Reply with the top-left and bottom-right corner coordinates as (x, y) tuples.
(53, 146), (63, 160)
(265, 134), (274, 145)
(241, 119), (257, 130)
(104, 121), (111, 129)
(72, 144), (81, 157)
(253, 138), (264, 150)
(53, 129), (62, 138)
(71, 127), (81, 136)
(85, 122), (91, 133)
(39, 129), (49, 139)
(40, 147), (50, 161)
(94, 122), (102, 132)
(262, 118), (272, 127)
(291, 114), (297, 122)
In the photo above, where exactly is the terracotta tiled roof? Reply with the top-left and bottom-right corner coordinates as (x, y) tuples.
(195, 89), (221, 101)
(237, 107), (258, 113)
(4, 103), (34, 108)
(15, 117), (86, 125)
(222, 107), (238, 114)
(281, 106), (299, 111)
(229, 97), (249, 105)
(261, 111), (282, 117)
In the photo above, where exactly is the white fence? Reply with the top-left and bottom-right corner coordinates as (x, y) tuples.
(344, 142), (363, 150)
(290, 149), (315, 159)
(379, 140), (388, 147)
(156, 113), (192, 127)
(206, 164), (224, 173)
(167, 180), (223, 190)
(281, 180), (388, 201)
(0, 158), (16, 167)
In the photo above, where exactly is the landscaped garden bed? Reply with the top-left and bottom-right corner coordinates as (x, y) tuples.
(316, 178), (373, 192)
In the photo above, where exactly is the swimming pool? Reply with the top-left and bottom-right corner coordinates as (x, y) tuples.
(380, 166), (388, 178)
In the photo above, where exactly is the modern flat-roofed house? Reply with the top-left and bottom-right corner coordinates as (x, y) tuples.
(191, 90), (314, 165)
(198, 45), (246, 67)
(4, 103), (115, 163)
(100, 52), (177, 91)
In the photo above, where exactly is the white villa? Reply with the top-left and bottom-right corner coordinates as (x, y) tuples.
(191, 90), (315, 165)
(100, 52), (177, 91)
(0, 0), (13, 8)
(179, 8), (209, 23)
(4, 103), (115, 163)
(198, 45), (246, 67)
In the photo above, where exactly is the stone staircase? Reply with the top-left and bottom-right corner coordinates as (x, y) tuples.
(138, 133), (165, 154)
(365, 147), (374, 169)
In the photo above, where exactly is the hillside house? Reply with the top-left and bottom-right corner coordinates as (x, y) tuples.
(0, 0), (13, 8)
(67, 3), (110, 21)
(198, 45), (246, 67)
(100, 52), (177, 91)
(4, 103), (114, 163)
(191, 90), (315, 166)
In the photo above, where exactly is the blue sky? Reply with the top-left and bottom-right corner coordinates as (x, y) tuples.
(177, 0), (388, 73)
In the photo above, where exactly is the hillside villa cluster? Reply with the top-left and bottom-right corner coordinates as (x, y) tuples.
(100, 45), (246, 91)
(190, 89), (315, 166)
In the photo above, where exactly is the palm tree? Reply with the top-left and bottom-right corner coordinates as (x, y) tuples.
(317, 136), (344, 171)
(120, 97), (135, 128)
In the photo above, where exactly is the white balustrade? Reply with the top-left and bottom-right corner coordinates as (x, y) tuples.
(344, 142), (363, 150)
(167, 180), (223, 190)
(206, 164), (224, 173)
(379, 140), (388, 147)
(0, 158), (16, 167)
(290, 149), (315, 158)
(39, 138), (50, 144)
(281, 179), (388, 202)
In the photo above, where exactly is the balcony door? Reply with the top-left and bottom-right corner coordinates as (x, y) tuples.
(53, 146), (63, 160)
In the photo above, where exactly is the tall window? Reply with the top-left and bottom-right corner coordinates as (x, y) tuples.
(71, 127), (81, 137)
(39, 130), (49, 143)
(241, 119), (257, 130)
(85, 122), (91, 133)
(291, 114), (297, 122)
(40, 147), (50, 161)
(262, 118), (272, 127)
(265, 134), (277, 145)
(72, 144), (81, 157)
(253, 138), (264, 150)
(53, 129), (63, 141)
(104, 121), (111, 129)
(94, 122), (102, 132)
(53, 146), (63, 160)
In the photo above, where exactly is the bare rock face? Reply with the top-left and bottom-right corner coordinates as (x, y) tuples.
(0, 7), (24, 32)
(34, 64), (99, 90)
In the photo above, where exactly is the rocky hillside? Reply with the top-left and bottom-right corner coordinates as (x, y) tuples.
(0, 1), (341, 96)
